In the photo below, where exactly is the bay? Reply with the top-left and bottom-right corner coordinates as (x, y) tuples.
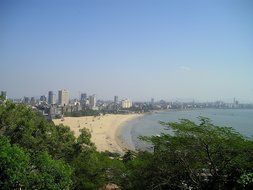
(120, 109), (253, 151)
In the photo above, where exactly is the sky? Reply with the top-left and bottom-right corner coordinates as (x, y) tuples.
(1, 0), (253, 103)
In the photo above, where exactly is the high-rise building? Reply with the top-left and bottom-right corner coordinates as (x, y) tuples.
(89, 94), (96, 108)
(58, 89), (69, 106)
(40, 95), (47, 102)
(114, 96), (118, 104)
(80, 93), (87, 101)
(30, 97), (36, 106)
(23, 97), (30, 104)
(121, 99), (132, 108)
(80, 93), (87, 108)
(151, 98), (154, 104)
(0, 91), (7, 100)
(233, 98), (239, 108)
(48, 91), (56, 105)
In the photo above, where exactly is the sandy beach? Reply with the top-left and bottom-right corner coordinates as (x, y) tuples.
(53, 114), (142, 154)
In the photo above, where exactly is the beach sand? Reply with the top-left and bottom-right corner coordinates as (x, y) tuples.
(53, 114), (141, 154)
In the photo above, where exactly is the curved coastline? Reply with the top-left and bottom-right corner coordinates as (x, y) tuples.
(53, 114), (144, 154)
(114, 114), (144, 153)
(115, 109), (253, 152)
(52, 109), (253, 155)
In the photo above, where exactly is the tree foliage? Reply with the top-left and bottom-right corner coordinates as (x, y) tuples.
(123, 117), (253, 189)
(28, 151), (72, 190)
(0, 136), (29, 189)
(1, 100), (253, 190)
(0, 136), (72, 190)
(0, 101), (124, 189)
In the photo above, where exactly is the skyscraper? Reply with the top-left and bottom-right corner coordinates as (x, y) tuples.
(89, 94), (96, 108)
(80, 93), (87, 108)
(80, 93), (87, 102)
(23, 97), (30, 104)
(30, 97), (36, 106)
(40, 95), (47, 102)
(48, 91), (56, 105)
(58, 89), (69, 106)
(114, 96), (118, 104)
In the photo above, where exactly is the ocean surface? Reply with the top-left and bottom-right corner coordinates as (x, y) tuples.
(120, 109), (253, 151)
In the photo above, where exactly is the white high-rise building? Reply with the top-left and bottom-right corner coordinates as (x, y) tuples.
(58, 89), (69, 106)
(89, 94), (96, 108)
(121, 99), (132, 108)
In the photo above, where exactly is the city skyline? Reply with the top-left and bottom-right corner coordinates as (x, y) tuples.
(1, 89), (251, 103)
(0, 89), (248, 105)
(1, 0), (253, 103)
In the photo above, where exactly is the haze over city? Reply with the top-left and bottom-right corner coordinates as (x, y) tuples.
(1, 0), (253, 102)
(1, 2), (253, 190)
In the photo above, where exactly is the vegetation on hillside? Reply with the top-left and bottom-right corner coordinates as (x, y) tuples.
(123, 118), (253, 189)
(0, 99), (253, 189)
(0, 100), (123, 189)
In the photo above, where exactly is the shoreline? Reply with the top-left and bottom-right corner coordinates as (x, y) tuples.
(53, 108), (248, 154)
(114, 114), (144, 153)
(53, 114), (144, 154)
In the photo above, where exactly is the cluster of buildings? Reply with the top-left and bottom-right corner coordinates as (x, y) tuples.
(2, 89), (253, 120)
(156, 98), (253, 110)
(13, 90), (96, 108)
(1, 90), (135, 119)
(23, 90), (99, 119)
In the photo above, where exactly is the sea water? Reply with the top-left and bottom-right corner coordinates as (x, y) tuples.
(120, 109), (253, 151)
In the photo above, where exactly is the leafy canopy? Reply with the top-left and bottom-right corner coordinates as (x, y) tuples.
(124, 117), (253, 190)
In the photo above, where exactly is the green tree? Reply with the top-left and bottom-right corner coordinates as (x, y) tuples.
(0, 101), (57, 154)
(0, 101), (84, 162)
(0, 136), (29, 189)
(122, 150), (135, 163)
(0, 136), (73, 190)
(28, 151), (72, 190)
(124, 117), (253, 190)
(238, 172), (253, 189)
(72, 150), (125, 190)
(0, 101), (124, 189)
(122, 151), (153, 190)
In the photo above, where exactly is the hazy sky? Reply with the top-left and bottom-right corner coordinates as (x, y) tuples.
(1, 0), (253, 102)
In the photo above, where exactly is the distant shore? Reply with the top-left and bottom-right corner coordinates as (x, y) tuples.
(53, 114), (143, 154)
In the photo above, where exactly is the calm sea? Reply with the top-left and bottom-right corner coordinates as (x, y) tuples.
(120, 109), (253, 151)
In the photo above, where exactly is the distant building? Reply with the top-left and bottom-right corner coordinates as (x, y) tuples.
(23, 97), (30, 104)
(89, 94), (96, 108)
(58, 89), (69, 106)
(80, 93), (87, 109)
(0, 91), (7, 100)
(48, 105), (62, 120)
(40, 95), (47, 102)
(114, 96), (118, 104)
(48, 106), (56, 120)
(151, 98), (154, 104)
(233, 98), (239, 108)
(30, 97), (36, 106)
(121, 99), (132, 108)
(48, 91), (56, 105)
(80, 93), (87, 101)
